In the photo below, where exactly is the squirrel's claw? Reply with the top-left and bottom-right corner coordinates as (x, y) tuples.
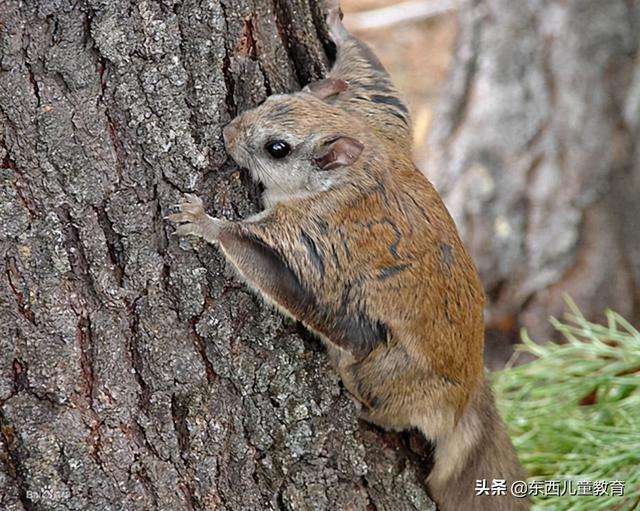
(166, 193), (223, 244)
(171, 223), (202, 238)
(165, 212), (197, 224)
(166, 193), (207, 238)
(166, 194), (205, 221)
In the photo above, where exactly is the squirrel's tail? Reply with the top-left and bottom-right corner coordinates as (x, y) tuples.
(427, 379), (530, 511)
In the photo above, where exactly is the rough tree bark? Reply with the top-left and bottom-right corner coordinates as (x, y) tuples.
(427, 0), (640, 351)
(0, 1), (435, 509)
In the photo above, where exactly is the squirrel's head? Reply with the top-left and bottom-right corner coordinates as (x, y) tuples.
(223, 92), (367, 206)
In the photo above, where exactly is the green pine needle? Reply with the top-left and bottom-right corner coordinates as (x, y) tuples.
(494, 300), (640, 511)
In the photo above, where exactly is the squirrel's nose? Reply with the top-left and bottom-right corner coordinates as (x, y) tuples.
(223, 119), (240, 149)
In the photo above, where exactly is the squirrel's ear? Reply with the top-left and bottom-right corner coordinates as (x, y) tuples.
(314, 136), (364, 170)
(303, 78), (348, 100)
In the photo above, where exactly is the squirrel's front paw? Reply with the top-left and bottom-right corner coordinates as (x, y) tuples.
(166, 194), (222, 243)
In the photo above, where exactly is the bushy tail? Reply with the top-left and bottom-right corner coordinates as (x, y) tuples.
(307, 1), (412, 148)
(427, 379), (530, 511)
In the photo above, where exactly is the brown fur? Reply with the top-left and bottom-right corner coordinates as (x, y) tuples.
(168, 2), (528, 509)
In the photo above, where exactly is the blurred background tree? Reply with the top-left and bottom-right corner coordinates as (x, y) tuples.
(345, 0), (640, 366)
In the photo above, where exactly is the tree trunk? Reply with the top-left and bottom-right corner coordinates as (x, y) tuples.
(427, 0), (640, 353)
(0, 1), (434, 509)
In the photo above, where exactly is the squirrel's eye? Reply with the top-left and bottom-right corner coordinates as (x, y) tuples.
(265, 140), (291, 159)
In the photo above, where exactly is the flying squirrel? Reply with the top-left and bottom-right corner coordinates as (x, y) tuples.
(167, 2), (528, 509)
